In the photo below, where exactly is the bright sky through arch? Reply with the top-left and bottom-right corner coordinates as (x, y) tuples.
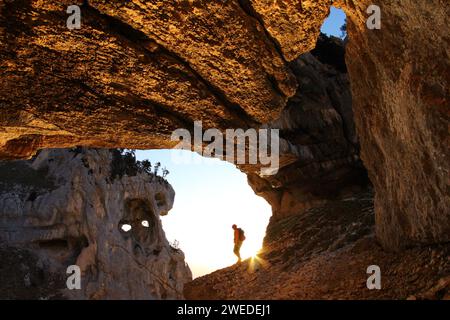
(135, 7), (346, 279)
(136, 150), (271, 279)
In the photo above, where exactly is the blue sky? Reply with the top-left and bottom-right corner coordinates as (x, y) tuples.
(321, 7), (346, 38)
(135, 7), (346, 278)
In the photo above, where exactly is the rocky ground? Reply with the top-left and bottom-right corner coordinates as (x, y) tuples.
(185, 190), (449, 300)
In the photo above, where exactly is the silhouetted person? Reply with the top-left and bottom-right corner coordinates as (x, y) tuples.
(232, 224), (246, 263)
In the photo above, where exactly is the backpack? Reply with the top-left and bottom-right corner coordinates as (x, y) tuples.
(238, 228), (246, 241)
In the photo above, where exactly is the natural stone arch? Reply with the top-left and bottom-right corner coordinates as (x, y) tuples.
(0, 0), (448, 251)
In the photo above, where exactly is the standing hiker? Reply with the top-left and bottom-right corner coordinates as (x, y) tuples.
(232, 224), (246, 263)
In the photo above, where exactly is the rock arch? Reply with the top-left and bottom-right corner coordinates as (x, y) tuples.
(0, 0), (448, 251)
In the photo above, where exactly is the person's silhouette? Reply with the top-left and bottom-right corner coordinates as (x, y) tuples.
(232, 224), (245, 263)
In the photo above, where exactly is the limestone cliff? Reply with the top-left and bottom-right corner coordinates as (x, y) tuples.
(0, 148), (192, 299)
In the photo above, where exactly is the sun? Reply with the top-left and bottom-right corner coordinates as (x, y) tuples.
(240, 240), (262, 260)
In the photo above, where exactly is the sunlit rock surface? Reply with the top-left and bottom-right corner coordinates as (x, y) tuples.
(0, 0), (448, 261)
(0, 0), (298, 159)
(337, 0), (450, 249)
(0, 148), (191, 299)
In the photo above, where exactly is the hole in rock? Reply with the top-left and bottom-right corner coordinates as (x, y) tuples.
(313, 7), (348, 73)
(120, 224), (132, 232)
(321, 7), (347, 39)
(121, 198), (158, 246)
(136, 150), (271, 279)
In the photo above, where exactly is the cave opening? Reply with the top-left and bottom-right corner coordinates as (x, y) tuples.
(0, 4), (366, 289)
(0, 1), (447, 301)
(321, 6), (347, 40)
(131, 6), (359, 280)
(135, 149), (272, 279)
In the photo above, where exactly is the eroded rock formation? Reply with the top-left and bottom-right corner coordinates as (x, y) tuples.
(0, 148), (192, 299)
(338, 0), (449, 249)
(0, 1), (448, 254)
(247, 34), (368, 219)
(185, 29), (449, 299)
